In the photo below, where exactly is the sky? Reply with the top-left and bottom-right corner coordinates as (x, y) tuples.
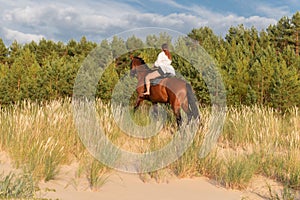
(0, 0), (299, 45)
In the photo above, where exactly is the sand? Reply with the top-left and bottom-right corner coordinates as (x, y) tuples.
(39, 172), (242, 200)
(1, 151), (297, 200)
(36, 163), (276, 200)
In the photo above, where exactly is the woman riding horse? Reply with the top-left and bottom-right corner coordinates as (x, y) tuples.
(130, 55), (199, 127)
(143, 43), (175, 96)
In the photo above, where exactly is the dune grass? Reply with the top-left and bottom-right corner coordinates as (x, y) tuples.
(0, 100), (299, 198)
(0, 100), (82, 182)
(0, 172), (37, 199)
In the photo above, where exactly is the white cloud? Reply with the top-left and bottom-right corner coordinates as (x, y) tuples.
(209, 14), (277, 35)
(1, 2), (140, 42)
(125, 13), (203, 28)
(0, 0), (284, 44)
(181, 4), (277, 30)
(3, 28), (44, 43)
(3, 6), (41, 25)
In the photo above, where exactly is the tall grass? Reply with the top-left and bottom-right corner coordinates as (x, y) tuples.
(221, 106), (300, 190)
(77, 153), (111, 191)
(268, 184), (297, 200)
(0, 172), (37, 199)
(0, 100), (83, 181)
(0, 100), (299, 196)
(219, 153), (260, 189)
(222, 106), (300, 150)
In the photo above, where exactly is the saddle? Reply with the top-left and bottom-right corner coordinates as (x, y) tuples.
(150, 73), (174, 86)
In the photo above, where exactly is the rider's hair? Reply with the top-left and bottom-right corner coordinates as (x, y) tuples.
(162, 43), (171, 60)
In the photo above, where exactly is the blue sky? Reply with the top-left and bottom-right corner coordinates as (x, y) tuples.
(0, 0), (299, 45)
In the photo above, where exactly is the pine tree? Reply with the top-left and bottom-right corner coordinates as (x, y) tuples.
(146, 34), (159, 48)
(126, 35), (144, 51)
(291, 12), (300, 56)
(5, 47), (38, 102)
(174, 36), (211, 105)
(188, 26), (220, 55)
(66, 39), (79, 57)
(97, 63), (119, 102)
(8, 40), (22, 65)
(77, 36), (97, 58)
(0, 62), (10, 104)
(0, 39), (8, 64)
(268, 16), (294, 53)
(111, 36), (127, 58)
(157, 32), (173, 49)
(74, 39), (113, 101)
(268, 52), (300, 111)
(249, 46), (276, 105)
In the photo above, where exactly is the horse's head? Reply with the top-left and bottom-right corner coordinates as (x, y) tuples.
(130, 56), (147, 78)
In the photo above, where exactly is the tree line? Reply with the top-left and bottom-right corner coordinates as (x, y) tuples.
(0, 12), (299, 111)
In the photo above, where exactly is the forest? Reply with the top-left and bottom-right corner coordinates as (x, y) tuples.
(0, 12), (299, 111)
(0, 12), (300, 199)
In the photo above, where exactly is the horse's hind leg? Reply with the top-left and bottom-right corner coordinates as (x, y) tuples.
(172, 102), (182, 127)
(176, 111), (182, 127)
(181, 97), (193, 124)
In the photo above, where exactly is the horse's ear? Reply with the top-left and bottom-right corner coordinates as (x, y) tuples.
(130, 54), (134, 60)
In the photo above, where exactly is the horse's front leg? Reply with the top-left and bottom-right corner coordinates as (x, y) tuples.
(134, 85), (146, 112)
(134, 96), (144, 112)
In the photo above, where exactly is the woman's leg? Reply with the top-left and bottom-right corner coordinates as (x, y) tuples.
(143, 70), (161, 95)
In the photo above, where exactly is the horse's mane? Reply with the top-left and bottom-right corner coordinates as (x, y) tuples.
(134, 56), (145, 63)
(133, 56), (149, 70)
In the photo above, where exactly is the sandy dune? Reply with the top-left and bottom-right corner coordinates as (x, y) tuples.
(39, 172), (242, 200)
(1, 152), (297, 200)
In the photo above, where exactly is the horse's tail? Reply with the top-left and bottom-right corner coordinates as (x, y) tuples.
(186, 83), (199, 119)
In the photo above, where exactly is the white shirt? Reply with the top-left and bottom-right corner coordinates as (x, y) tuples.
(154, 51), (175, 76)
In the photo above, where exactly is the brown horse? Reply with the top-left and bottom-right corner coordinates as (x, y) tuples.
(130, 56), (199, 127)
